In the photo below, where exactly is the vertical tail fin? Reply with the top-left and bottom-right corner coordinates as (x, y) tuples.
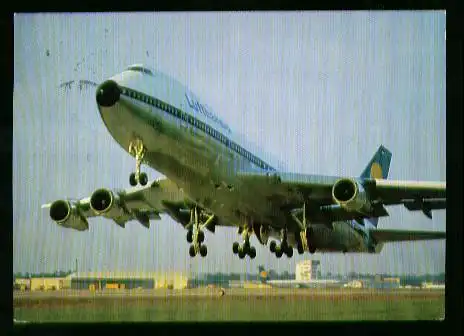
(361, 145), (392, 227)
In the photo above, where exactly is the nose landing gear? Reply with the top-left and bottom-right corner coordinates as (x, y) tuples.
(129, 139), (148, 186)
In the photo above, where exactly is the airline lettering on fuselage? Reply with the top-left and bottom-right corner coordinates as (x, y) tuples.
(185, 93), (231, 133)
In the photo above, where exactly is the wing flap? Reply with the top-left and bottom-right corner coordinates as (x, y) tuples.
(402, 199), (446, 218)
(370, 229), (446, 243)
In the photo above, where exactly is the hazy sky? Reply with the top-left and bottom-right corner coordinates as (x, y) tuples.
(13, 12), (446, 276)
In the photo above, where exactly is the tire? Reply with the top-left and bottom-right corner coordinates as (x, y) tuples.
(275, 249), (283, 258)
(286, 247), (293, 258)
(186, 230), (193, 243)
(238, 249), (246, 259)
(297, 244), (304, 255)
(269, 241), (277, 253)
(249, 246), (256, 259)
(232, 242), (239, 254)
(189, 245), (196, 257)
(197, 230), (205, 243)
(129, 173), (137, 186)
(139, 172), (148, 186)
(199, 245), (207, 257)
(242, 242), (250, 254)
(281, 241), (288, 251)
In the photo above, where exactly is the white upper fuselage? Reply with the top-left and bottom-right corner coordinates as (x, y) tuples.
(95, 64), (370, 252)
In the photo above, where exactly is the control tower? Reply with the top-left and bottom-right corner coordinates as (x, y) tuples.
(296, 260), (320, 281)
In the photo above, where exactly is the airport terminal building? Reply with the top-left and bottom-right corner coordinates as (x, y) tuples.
(14, 272), (190, 291)
(68, 272), (190, 290)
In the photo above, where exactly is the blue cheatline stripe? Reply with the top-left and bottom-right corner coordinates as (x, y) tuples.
(120, 86), (276, 172)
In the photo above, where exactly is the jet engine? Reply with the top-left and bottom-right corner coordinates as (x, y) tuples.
(90, 188), (126, 219)
(332, 178), (370, 212)
(49, 200), (89, 231)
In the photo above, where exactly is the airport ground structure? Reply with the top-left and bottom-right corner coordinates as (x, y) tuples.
(13, 259), (445, 291)
(14, 271), (190, 291)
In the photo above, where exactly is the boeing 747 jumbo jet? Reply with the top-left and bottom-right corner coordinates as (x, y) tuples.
(42, 64), (446, 259)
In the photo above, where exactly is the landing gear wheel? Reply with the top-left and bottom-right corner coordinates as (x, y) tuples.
(275, 248), (283, 258)
(199, 245), (207, 257)
(297, 244), (304, 255)
(197, 231), (205, 243)
(242, 243), (250, 255)
(186, 231), (193, 243)
(248, 246), (256, 259)
(238, 249), (246, 259)
(309, 246), (316, 254)
(285, 248), (293, 258)
(128, 139), (147, 187)
(232, 242), (239, 254)
(269, 241), (277, 253)
(129, 173), (137, 186)
(189, 245), (196, 257)
(139, 172), (148, 186)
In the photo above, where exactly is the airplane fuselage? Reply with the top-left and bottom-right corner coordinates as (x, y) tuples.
(96, 66), (375, 253)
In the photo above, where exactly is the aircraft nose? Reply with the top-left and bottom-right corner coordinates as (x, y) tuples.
(96, 80), (121, 107)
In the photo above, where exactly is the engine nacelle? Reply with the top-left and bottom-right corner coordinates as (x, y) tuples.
(90, 188), (126, 219)
(49, 200), (89, 231)
(332, 178), (370, 212)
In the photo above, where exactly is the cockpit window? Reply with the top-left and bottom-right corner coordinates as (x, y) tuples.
(126, 65), (154, 76)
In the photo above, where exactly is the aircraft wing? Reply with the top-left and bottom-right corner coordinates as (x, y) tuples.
(41, 178), (195, 231)
(370, 229), (446, 243)
(238, 171), (446, 222)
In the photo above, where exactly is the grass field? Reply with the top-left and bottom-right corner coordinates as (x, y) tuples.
(13, 288), (445, 322)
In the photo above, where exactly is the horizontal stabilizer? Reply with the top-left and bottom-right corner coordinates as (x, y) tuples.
(370, 229), (445, 243)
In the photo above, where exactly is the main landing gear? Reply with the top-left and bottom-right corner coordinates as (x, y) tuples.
(186, 207), (215, 258)
(129, 139), (148, 186)
(232, 227), (256, 259)
(269, 229), (293, 258)
(299, 227), (316, 254)
(290, 203), (317, 255)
